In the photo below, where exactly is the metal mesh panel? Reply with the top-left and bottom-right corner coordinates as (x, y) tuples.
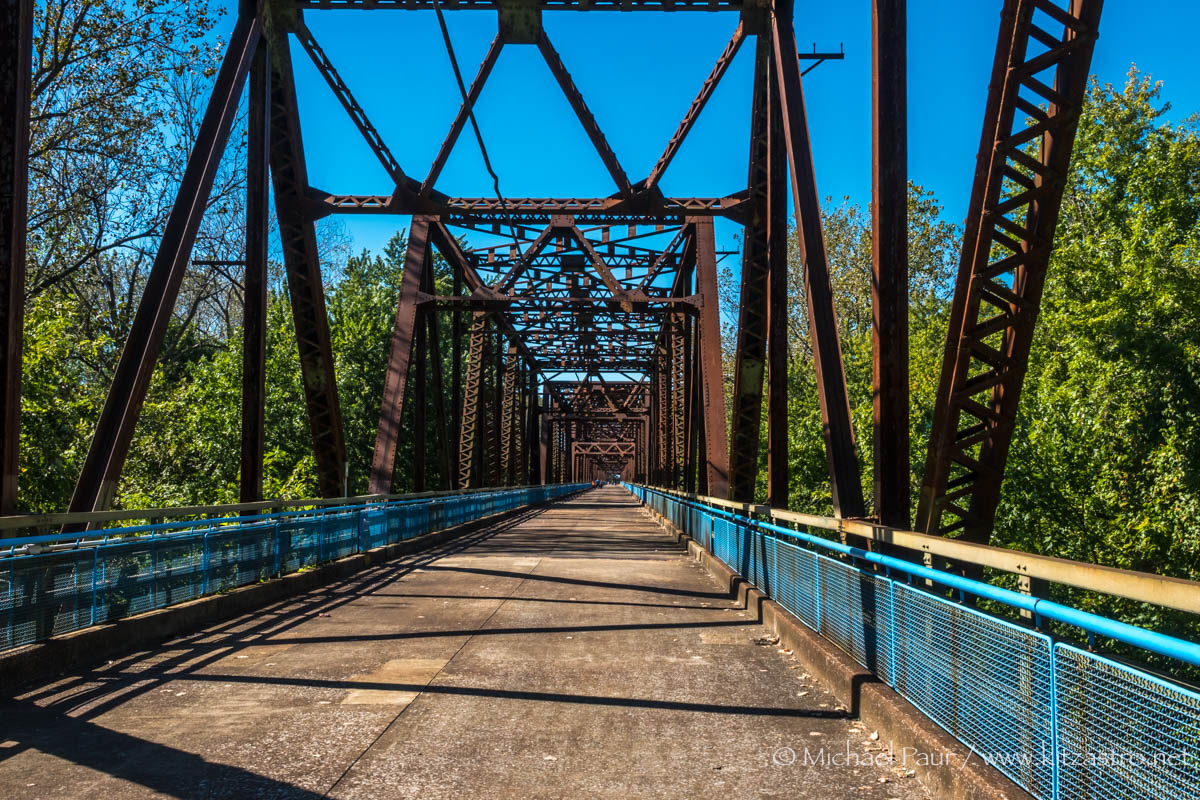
(0, 487), (582, 653)
(2, 550), (95, 648)
(814, 554), (894, 683)
(1054, 644), (1200, 800)
(324, 512), (359, 561)
(893, 582), (1054, 798)
(278, 517), (322, 574)
(152, 536), (205, 606)
(97, 540), (160, 620)
(364, 508), (389, 549)
(207, 525), (273, 591)
(770, 538), (819, 630)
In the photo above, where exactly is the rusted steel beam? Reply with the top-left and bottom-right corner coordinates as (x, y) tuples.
(728, 35), (771, 503)
(451, 268), (463, 482)
(427, 307), (453, 490)
(297, 0), (746, 9)
(691, 218), (731, 497)
(316, 192), (747, 219)
(500, 345), (518, 484)
(485, 332), (502, 486)
(68, 14), (261, 516)
(536, 31), (633, 197)
(771, 1), (864, 518)
(268, 32), (347, 498)
(765, 47), (789, 509)
(422, 35), (504, 195)
(871, 0), (909, 529)
(295, 22), (416, 192)
(458, 312), (488, 488)
(370, 217), (432, 493)
(412, 305), (428, 492)
(918, 0), (1104, 543)
(240, 35), (271, 504)
(642, 22), (746, 194)
(0, 0), (32, 514)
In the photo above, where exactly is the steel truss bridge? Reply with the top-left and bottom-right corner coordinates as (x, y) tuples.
(1, 0), (1102, 546)
(11, 3), (1200, 800)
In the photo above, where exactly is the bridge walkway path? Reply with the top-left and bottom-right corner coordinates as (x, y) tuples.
(0, 486), (927, 799)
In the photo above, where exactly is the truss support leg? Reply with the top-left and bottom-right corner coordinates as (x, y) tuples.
(871, 0), (910, 528)
(766, 48), (789, 510)
(917, 0), (1103, 543)
(68, 15), (261, 516)
(729, 35), (772, 503)
(771, 2), (864, 518)
(269, 32), (349, 498)
(369, 217), (431, 494)
(241, 35), (270, 503)
(459, 313), (488, 489)
(692, 218), (731, 497)
(0, 0), (32, 514)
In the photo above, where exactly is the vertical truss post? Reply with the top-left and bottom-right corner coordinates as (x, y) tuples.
(427, 311), (452, 490)
(240, 31), (270, 503)
(728, 34), (772, 503)
(771, 1), (865, 518)
(458, 312), (487, 489)
(765, 47), (790, 509)
(412, 306), (428, 492)
(872, 0), (910, 528)
(500, 345), (517, 484)
(451, 269), (463, 482)
(0, 0), (32, 514)
(268, 30), (346, 498)
(526, 373), (539, 484)
(917, 0), (1104, 543)
(691, 218), (731, 497)
(485, 333), (501, 486)
(68, 15), (261, 515)
(369, 217), (431, 493)
(539, 389), (550, 485)
(670, 315), (686, 488)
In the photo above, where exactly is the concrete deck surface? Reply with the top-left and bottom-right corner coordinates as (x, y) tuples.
(1, 487), (929, 799)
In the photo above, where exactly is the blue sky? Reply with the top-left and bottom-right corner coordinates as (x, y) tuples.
(215, 1), (1200, 259)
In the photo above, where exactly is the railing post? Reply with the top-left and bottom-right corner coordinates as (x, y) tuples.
(89, 547), (99, 627)
(201, 529), (211, 595)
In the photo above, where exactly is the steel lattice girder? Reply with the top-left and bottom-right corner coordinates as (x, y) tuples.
(917, 0), (1103, 543)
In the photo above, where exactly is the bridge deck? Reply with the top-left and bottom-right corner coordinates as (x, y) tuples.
(1, 488), (926, 799)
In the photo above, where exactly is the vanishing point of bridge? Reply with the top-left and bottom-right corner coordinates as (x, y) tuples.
(4, 1), (1200, 800)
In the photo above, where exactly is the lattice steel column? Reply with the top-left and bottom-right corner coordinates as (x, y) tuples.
(918, 0), (1103, 543)
(499, 345), (518, 485)
(671, 315), (687, 488)
(458, 312), (488, 489)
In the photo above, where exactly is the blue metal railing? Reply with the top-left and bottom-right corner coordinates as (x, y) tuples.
(1, 484), (585, 654)
(627, 483), (1200, 800)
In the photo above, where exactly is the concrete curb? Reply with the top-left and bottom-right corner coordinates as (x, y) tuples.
(638, 501), (1035, 800)
(1, 494), (577, 694)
